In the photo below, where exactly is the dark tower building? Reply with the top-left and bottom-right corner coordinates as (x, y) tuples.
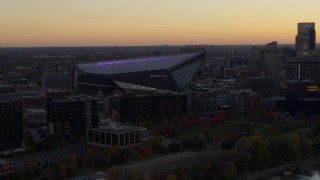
(47, 96), (98, 136)
(295, 22), (316, 51)
(0, 100), (23, 151)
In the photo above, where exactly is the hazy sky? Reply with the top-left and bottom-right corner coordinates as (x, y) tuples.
(1, 0), (319, 47)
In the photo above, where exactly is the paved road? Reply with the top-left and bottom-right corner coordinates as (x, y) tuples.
(74, 149), (228, 179)
(238, 156), (320, 180)
(9, 144), (84, 168)
(121, 149), (227, 178)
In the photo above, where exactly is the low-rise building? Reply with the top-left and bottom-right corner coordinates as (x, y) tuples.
(24, 108), (47, 127)
(0, 159), (15, 177)
(232, 89), (261, 114)
(41, 73), (72, 90)
(188, 87), (232, 117)
(87, 124), (147, 148)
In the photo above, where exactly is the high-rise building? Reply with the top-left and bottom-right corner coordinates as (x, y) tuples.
(0, 100), (23, 152)
(286, 57), (320, 85)
(295, 22), (316, 51)
(249, 42), (283, 77)
(241, 77), (280, 98)
(47, 96), (98, 136)
(41, 73), (72, 90)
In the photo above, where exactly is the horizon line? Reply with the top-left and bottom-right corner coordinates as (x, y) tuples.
(0, 43), (298, 49)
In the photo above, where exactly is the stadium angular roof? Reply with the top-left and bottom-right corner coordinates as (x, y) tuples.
(77, 53), (204, 75)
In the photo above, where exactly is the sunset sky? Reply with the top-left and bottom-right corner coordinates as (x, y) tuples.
(1, 0), (319, 47)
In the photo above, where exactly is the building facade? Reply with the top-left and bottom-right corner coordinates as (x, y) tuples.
(0, 100), (23, 152)
(232, 89), (261, 115)
(249, 41), (283, 77)
(87, 125), (147, 148)
(41, 73), (72, 90)
(295, 22), (316, 51)
(189, 87), (231, 117)
(286, 58), (320, 85)
(241, 77), (280, 98)
(108, 93), (187, 122)
(24, 108), (47, 127)
(47, 96), (98, 136)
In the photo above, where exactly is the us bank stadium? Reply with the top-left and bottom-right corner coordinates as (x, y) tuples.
(73, 52), (206, 95)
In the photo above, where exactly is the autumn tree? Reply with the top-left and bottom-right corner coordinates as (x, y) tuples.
(216, 162), (237, 180)
(106, 165), (122, 180)
(166, 173), (177, 180)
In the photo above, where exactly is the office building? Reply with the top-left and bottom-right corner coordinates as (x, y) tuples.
(249, 42), (283, 77)
(286, 57), (320, 84)
(232, 89), (261, 114)
(286, 80), (318, 99)
(0, 100), (23, 152)
(295, 22), (316, 51)
(87, 124), (147, 148)
(241, 77), (280, 98)
(107, 93), (187, 122)
(47, 96), (98, 136)
(189, 87), (231, 117)
(41, 73), (72, 90)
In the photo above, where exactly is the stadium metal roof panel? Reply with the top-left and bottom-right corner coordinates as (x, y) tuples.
(77, 53), (202, 75)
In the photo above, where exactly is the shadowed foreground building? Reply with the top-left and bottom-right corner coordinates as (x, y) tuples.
(286, 57), (320, 85)
(107, 93), (187, 122)
(47, 96), (98, 137)
(0, 100), (23, 152)
(74, 53), (206, 95)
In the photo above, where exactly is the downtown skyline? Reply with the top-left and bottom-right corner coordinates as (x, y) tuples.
(1, 0), (320, 47)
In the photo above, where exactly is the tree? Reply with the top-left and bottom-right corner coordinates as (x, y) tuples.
(106, 165), (122, 180)
(217, 162), (237, 180)
(298, 135), (313, 158)
(110, 152), (127, 165)
(142, 171), (153, 180)
(129, 172), (140, 180)
(167, 142), (182, 152)
(248, 135), (272, 169)
(166, 173), (177, 180)
(221, 140), (235, 150)
(23, 159), (32, 169)
(95, 157), (107, 168)
(233, 151), (251, 172)
(236, 137), (250, 152)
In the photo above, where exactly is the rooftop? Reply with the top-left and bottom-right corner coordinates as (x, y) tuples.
(25, 108), (46, 114)
(77, 53), (203, 75)
(91, 124), (147, 134)
(0, 159), (13, 164)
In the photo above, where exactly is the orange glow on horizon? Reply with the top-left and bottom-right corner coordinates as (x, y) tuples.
(0, 0), (319, 47)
